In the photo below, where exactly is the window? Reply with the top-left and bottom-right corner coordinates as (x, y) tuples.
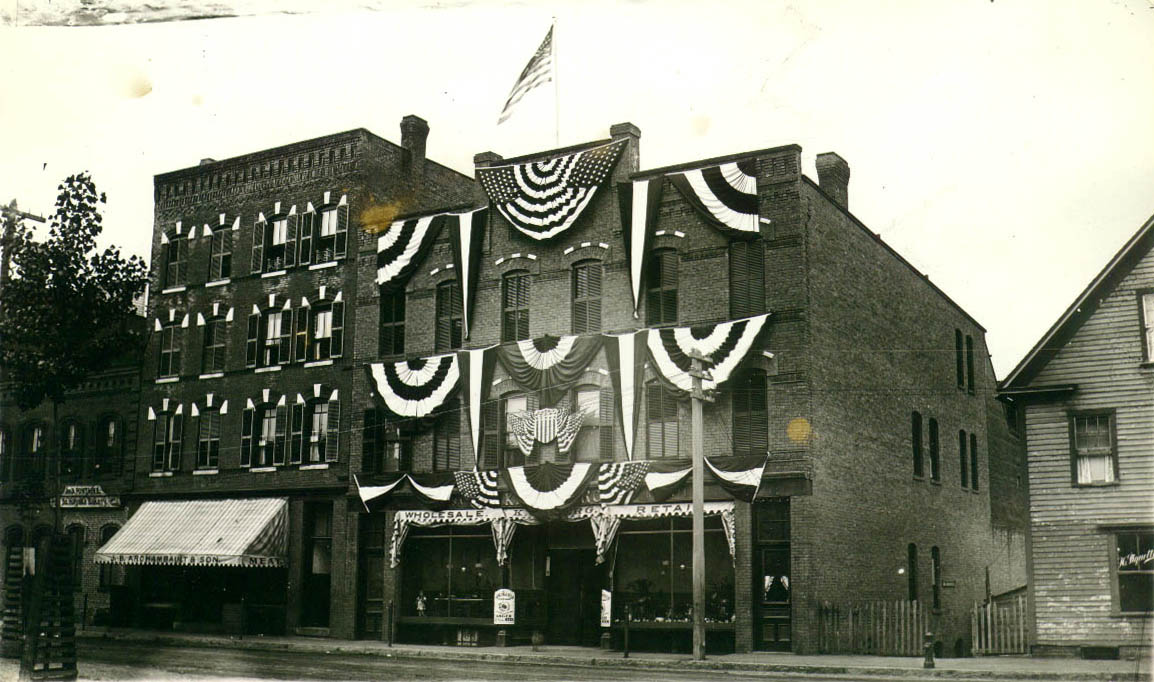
(646, 381), (679, 459)
(931, 546), (941, 610)
(646, 249), (678, 325)
(435, 281), (463, 352)
(152, 411), (182, 472)
(157, 323), (182, 378)
(1141, 291), (1154, 363)
(246, 306), (293, 368)
(197, 410), (221, 469)
(17, 423), (45, 481)
(729, 240), (766, 318)
(571, 261), (602, 334)
(201, 317), (228, 373)
(1004, 400), (1020, 437)
(400, 526), (499, 618)
(970, 433), (979, 492)
(251, 212), (297, 273)
(379, 290), (406, 356)
(501, 271), (531, 342)
(241, 403), (287, 468)
(315, 207), (347, 263)
(1071, 412), (1117, 485)
(966, 335), (975, 394)
(572, 386), (614, 462)
(907, 543), (918, 602)
(928, 418), (940, 482)
(912, 412), (924, 478)
(362, 409), (410, 473)
(1114, 530), (1154, 614)
(98, 524), (120, 590)
(94, 416), (119, 476)
(164, 233), (188, 287)
(60, 421), (83, 479)
(959, 429), (969, 489)
(302, 302), (344, 362)
(291, 397), (340, 464)
(302, 503), (333, 627)
(732, 370), (768, 457)
(486, 394), (529, 467)
(208, 229), (232, 281)
(955, 329), (964, 389)
(433, 399), (461, 471)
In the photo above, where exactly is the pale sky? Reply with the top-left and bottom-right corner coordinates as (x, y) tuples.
(1, 0), (1152, 378)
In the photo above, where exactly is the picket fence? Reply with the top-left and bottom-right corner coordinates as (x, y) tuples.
(971, 594), (1029, 655)
(816, 600), (928, 656)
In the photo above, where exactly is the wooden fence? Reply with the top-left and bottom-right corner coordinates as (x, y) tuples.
(971, 594), (1028, 655)
(817, 600), (927, 656)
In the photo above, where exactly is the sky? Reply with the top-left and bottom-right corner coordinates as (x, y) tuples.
(1, 0), (1152, 378)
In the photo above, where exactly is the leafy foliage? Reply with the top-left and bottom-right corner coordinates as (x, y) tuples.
(0, 173), (148, 410)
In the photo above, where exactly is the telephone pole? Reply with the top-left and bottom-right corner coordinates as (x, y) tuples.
(688, 351), (715, 661)
(1, 199), (47, 298)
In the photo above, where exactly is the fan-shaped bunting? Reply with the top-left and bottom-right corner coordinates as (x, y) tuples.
(366, 353), (460, 419)
(504, 461), (597, 514)
(669, 159), (760, 234)
(496, 334), (603, 406)
(375, 214), (443, 288)
(647, 313), (770, 394)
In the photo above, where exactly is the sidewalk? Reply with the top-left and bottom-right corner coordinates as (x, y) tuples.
(75, 628), (1151, 681)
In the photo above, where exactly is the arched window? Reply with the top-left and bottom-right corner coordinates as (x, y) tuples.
(931, 546), (942, 609)
(970, 433), (979, 492)
(95, 415), (120, 477)
(911, 412), (923, 478)
(151, 407), (183, 473)
(433, 398), (461, 471)
(646, 249), (678, 326)
(732, 369), (768, 456)
(502, 271), (531, 342)
(729, 240), (765, 318)
(954, 329), (964, 389)
(959, 429), (969, 489)
(646, 381), (679, 459)
(290, 394), (341, 465)
(20, 423), (46, 481)
(928, 418), (940, 482)
(571, 261), (602, 334)
(435, 281), (463, 351)
(60, 420), (84, 479)
(241, 398), (286, 468)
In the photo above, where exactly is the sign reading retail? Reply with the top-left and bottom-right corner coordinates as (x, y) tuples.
(493, 589), (515, 625)
(600, 589), (612, 627)
(58, 485), (120, 508)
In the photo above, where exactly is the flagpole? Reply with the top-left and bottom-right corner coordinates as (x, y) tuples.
(552, 17), (559, 147)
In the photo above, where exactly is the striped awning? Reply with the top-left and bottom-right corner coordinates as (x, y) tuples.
(94, 498), (288, 568)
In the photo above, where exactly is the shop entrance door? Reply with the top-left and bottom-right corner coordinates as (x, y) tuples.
(755, 499), (791, 651)
(546, 549), (600, 646)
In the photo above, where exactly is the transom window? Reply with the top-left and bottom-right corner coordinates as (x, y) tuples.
(1071, 412), (1117, 485)
(502, 271), (531, 342)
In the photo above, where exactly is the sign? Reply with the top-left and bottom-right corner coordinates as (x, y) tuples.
(493, 588), (515, 625)
(600, 589), (612, 627)
(58, 485), (120, 509)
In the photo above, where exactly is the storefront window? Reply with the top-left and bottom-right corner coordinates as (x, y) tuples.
(614, 517), (733, 623)
(402, 527), (499, 619)
(1116, 530), (1154, 614)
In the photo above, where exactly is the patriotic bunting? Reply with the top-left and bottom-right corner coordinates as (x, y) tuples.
(454, 469), (502, 509)
(459, 346), (497, 465)
(604, 331), (647, 460)
(598, 461), (649, 505)
(647, 313), (771, 394)
(375, 214), (443, 289)
(355, 472), (456, 509)
(506, 407), (584, 457)
(618, 178), (663, 317)
(669, 159), (760, 234)
(504, 461), (597, 515)
(446, 208), (488, 340)
(477, 139), (626, 241)
(407, 472), (457, 505)
(644, 460), (693, 502)
(354, 473), (407, 512)
(366, 353), (460, 419)
(588, 515), (621, 565)
(705, 454), (769, 503)
(496, 334), (604, 406)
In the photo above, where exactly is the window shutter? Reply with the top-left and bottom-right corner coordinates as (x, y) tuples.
(283, 213), (298, 267)
(278, 309), (294, 365)
(274, 404), (288, 466)
(599, 387), (614, 460)
(290, 404), (304, 465)
(299, 212), (313, 265)
(152, 420), (165, 471)
(335, 204), (348, 259)
(482, 401), (500, 469)
(295, 307), (308, 362)
(241, 407), (254, 467)
(251, 218), (265, 274)
(326, 398), (340, 462)
(331, 301), (345, 358)
(220, 230), (233, 279)
(176, 237), (189, 285)
(171, 328), (182, 377)
(362, 409), (379, 473)
(170, 414), (183, 470)
(588, 265), (602, 332)
(246, 313), (259, 367)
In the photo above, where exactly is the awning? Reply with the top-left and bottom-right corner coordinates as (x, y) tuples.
(94, 498), (288, 568)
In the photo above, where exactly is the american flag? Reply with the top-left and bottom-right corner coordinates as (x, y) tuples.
(454, 470), (501, 508)
(498, 25), (554, 124)
(598, 461), (650, 505)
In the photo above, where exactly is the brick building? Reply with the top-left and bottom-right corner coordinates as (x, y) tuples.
(1000, 213), (1154, 659)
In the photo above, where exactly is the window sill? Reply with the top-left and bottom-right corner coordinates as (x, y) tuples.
(155, 377), (179, 384)
(1073, 481), (1121, 488)
(198, 372), (224, 380)
(205, 278), (231, 288)
(249, 466), (277, 473)
(303, 359), (333, 368)
(148, 471), (174, 478)
(308, 261), (338, 271)
(193, 468), (219, 476)
(300, 463), (330, 471)
(160, 286), (187, 294)
(261, 270), (287, 279)
(254, 365), (282, 374)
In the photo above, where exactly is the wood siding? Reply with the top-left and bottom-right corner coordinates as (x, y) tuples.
(1024, 244), (1154, 647)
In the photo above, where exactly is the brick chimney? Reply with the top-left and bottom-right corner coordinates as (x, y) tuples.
(400, 114), (429, 176)
(610, 122), (641, 174)
(815, 152), (850, 209)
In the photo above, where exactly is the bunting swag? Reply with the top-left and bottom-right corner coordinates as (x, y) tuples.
(354, 473), (407, 512)
(447, 208), (488, 340)
(355, 472), (456, 509)
(598, 461), (650, 505)
(459, 346), (497, 465)
(491, 517), (519, 567)
(376, 214), (443, 288)
(496, 334), (604, 406)
(647, 313), (770, 394)
(477, 139), (626, 241)
(604, 331), (647, 460)
(367, 354), (460, 419)
(407, 472), (457, 505)
(644, 460), (692, 502)
(504, 462), (597, 514)
(588, 515), (621, 565)
(618, 178), (663, 317)
(668, 159), (760, 235)
(454, 470), (502, 509)
(706, 454), (769, 503)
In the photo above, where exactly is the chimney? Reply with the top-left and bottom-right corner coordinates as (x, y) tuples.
(473, 151), (503, 168)
(400, 114), (429, 176)
(198, 158), (217, 166)
(815, 152), (850, 209)
(609, 122), (641, 174)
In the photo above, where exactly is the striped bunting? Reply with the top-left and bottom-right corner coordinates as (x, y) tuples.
(478, 139), (626, 241)
(705, 454), (769, 503)
(356, 472), (456, 509)
(375, 214), (442, 288)
(647, 313), (770, 394)
(507, 407), (584, 457)
(618, 178), (663, 317)
(447, 208), (488, 340)
(454, 470), (502, 509)
(366, 353), (460, 419)
(669, 159), (760, 234)
(504, 461), (596, 514)
(604, 331), (646, 460)
(598, 461), (649, 505)
(644, 460), (692, 502)
(496, 333), (604, 406)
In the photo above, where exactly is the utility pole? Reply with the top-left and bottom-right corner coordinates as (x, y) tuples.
(1, 199), (47, 298)
(688, 351), (715, 661)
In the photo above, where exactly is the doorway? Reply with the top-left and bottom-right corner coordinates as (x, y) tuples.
(546, 549), (601, 646)
(755, 499), (791, 651)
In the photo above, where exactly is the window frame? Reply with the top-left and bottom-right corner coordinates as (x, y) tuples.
(646, 248), (679, 326)
(1107, 527), (1154, 616)
(435, 280), (463, 352)
(379, 289), (406, 357)
(152, 411), (182, 473)
(954, 329), (964, 389)
(196, 409), (222, 470)
(931, 546), (942, 611)
(571, 384), (614, 463)
(501, 270), (531, 343)
(1138, 289), (1154, 365)
(164, 232), (188, 288)
(571, 260), (603, 334)
(907, 543), (918, 602)
(433, 399), (461, 471)
(969, 432), (979, 492)
(208, 228), (233, 282)
(1068, 409), (1119, 487)
(959, 429), (969, 489)
(59, 419), (84, 479)
(157, 323), (183, 378)
(94, 415), (121, 477)
(201, 316), (228, 374)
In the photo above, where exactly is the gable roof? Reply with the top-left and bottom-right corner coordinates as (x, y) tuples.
(1001, 211), (1154, 388)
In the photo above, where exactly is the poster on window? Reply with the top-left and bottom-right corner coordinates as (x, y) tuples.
(600, 589), (612, 628)
(493, 588), (515, 625)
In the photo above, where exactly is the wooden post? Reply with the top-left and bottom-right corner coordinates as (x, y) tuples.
(687, 352), (711, 661)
